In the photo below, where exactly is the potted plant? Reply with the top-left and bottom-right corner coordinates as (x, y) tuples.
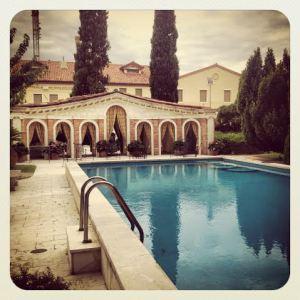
(173, 140), (185, 155)
(127, 140), (146, 157)
(96, 140), (109, 157)
(12, 142), (29, 162)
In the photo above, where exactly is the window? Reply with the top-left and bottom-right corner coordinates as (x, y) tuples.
(33, 94), (42, 104)
(178, 89), (183, 102)
(126, 68), (139, 73)
(200, 90), (207, 102)
(49, 94), (58, 102)
(135, 88), (143, 97)
(119, 88), (127, 93)
(224, 90), (231, 102)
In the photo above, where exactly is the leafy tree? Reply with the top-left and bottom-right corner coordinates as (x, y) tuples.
(216, 104), (241, 132)
(149, 10), (179, 102)
(10, 28), (46, 107)
(71, 10), (110, 96)
(237, 48), (262, 145)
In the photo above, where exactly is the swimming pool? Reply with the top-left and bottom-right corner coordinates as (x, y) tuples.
(81, 160), (290, 290)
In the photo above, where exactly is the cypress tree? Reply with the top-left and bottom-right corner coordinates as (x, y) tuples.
(254, 48), (276, 148)
(71, 10), (110, 96)
(237, 48), (262, 145)
(149, 10), (179, 102)
(262, 48), (276, 77)
(255, 61), (289, 152)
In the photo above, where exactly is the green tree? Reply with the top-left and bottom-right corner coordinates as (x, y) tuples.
(237, 48), (262, 145)
(71, 10), (110, 96)
(149, 10), (179, 102)
(255, 60), (289, 152)
(10, 28), (46, 107)
(216, 104), (241, 132)
(262, 47), (276, 77)
(254, 47), (276, 148)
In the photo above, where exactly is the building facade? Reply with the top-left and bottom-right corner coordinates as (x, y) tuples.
(22, 61), (240, 109)
(11, 91), (217, 158)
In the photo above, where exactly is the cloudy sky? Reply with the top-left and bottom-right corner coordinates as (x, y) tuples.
(10, 10), (289, 74)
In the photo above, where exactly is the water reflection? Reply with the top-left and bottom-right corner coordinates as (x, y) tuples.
(81, 162), (290, 289)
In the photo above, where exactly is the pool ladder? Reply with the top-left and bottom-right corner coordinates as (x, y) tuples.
(79, 176), (144, 243)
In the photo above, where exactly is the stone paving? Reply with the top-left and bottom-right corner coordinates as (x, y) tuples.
(10, 160), (106, 290)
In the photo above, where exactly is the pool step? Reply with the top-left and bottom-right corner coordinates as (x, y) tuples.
(67, 225), (101, 275)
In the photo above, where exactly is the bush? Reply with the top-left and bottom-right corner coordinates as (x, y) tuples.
(173, 140), (185, 151)
(283, 133), (290, 164)
(214, 131), (245, 143)
(11, 266), (70, 290)
(127, 140), (146, 157)
(96, 140), (109, 153)
(209, 131), (257, 155)
(216, 104), (241, 132)
(12, 142), (29, 158)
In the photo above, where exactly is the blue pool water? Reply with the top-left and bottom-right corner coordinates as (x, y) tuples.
(81, 160), (290, 290)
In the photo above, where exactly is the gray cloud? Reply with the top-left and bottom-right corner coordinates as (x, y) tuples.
(10, 10), (289, 74)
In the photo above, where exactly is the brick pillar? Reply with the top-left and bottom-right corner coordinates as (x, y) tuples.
(73, 119), (81, 145)
(130, 119), (138, 142)
(98, 119), (104, 141)
(199, 118), (208, 154)
(21, 119), (28, 145)
(174, 119), (183, 141)
(153, 119), (160, 155)
(47, 119), (54, 143)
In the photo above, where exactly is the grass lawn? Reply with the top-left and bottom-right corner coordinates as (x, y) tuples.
(14, 164), (36, 175)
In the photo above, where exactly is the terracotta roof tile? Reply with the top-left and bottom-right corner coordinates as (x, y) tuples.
(21, 60), (151, 85)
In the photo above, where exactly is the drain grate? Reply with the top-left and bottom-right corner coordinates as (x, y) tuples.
(30, 248), (47, 254)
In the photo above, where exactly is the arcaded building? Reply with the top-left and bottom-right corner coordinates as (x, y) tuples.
(11, 91), (217, 158)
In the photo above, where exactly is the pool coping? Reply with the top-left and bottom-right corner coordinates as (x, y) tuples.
(78, 155), (290, 176)
(65, 161), (177, 290)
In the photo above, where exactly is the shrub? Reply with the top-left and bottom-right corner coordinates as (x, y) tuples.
(216, 104), (241, 132)
(127, 140), (145, 157)
(173, 140), (185, 151)
(283, 133), (290, 164)
(12, 142), (29, 158)
(96, 140), (109, 153)
(11, 266), (70, 290)
(209, 131), (257, 155)
(214, 131), (245, 143)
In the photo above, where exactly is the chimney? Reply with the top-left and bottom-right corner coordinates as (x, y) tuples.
(60, 56), (67, 69)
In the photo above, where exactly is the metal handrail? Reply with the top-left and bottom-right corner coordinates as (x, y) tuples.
(79, 176), (107, 231)
(83, 181), (144, 243)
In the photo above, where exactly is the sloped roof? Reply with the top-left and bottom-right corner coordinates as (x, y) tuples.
(20, 60), (151, 85)
(179, 63), (241, 79)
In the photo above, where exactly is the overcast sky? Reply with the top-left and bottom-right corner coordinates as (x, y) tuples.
(10, 10), (290, 74)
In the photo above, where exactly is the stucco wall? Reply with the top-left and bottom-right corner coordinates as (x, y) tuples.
(24, 83), (151, 104)
(178, 66), (240, 108)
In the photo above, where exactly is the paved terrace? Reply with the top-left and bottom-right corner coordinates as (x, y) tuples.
(10, 160), (106, 290)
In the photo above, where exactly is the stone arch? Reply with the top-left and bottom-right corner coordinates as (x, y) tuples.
(26, 119), (48, 147)
(79, 120), (99, 145)
(135, 120), (154, 155)
(182, 119), (201, 154)
(53, 119), (74, 158)
(158, 119), (177, 155)
(106, 105), (127, 154)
